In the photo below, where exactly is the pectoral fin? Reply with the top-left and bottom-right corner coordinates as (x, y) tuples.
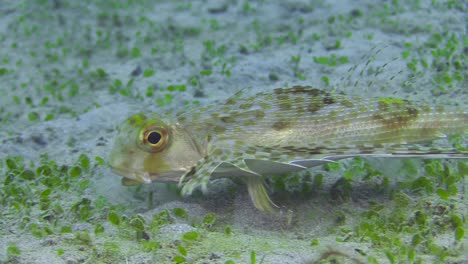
(244, 159), (306, 174)
(211, 162), (260, 177)
(290, 158), (337, 168)
(322, 152), (468, 160)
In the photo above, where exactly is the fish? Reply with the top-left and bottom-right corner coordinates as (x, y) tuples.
(108, 86), (467, 212)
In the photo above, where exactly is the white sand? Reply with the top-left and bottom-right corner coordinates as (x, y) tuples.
(0, 0), (466, 263)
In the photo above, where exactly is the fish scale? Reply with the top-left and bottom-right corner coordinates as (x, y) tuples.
(179, 87), (465, 147)
(109, 86), (467, 212)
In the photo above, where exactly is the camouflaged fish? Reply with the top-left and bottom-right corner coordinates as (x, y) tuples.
(109, 86), (467, 212)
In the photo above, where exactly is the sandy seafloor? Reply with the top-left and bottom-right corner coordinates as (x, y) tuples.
(0, 0), (467, 263)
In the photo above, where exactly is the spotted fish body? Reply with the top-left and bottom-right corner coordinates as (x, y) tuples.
(109, 86), (467, 212)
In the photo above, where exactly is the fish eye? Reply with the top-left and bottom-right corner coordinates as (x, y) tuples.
(147, 131), (161, 145)
(139, 126), (168, 153)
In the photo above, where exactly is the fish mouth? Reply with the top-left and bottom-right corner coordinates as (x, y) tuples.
(110, 166), (182, 183)
(110, 167), (153, 183)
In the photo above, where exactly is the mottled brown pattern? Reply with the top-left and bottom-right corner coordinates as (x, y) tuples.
(307, 100), (325, 112)
(323, 95), (335, 105)
(286, 86), (322, 96)
(341, 99), (355, 108)
(271, 120), (290, 130)
(220, 116), (236, 123)
(373, 105), (419, 129)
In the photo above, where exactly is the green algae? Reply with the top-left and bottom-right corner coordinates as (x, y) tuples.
(0, 0), (466, 263)
(1, 137), (466, 262)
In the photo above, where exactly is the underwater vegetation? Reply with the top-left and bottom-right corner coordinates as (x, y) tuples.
(0, 0), (466, 263)
(1, 154), (467, 263)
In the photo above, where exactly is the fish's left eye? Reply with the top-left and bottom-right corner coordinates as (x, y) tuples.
(140, 127), (168, 152)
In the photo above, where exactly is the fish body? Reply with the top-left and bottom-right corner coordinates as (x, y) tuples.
(109, 86), (467, 212)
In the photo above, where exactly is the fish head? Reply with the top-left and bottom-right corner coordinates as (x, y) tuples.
(109, 113), (203, 184)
